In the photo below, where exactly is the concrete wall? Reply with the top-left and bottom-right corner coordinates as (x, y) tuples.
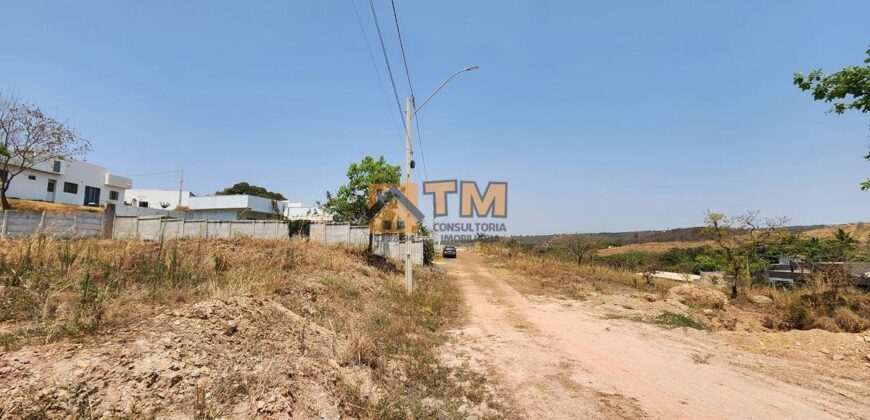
(1, 210), (105, 239)
(6, 159), (129, 207)
(309, 223), (424, 265)
(114, 205), (191, 219)
(112, 216), (287, 241)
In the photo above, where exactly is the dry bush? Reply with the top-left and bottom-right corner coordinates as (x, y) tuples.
(477, 241), (677, 296)
(0, 236), (500, 418)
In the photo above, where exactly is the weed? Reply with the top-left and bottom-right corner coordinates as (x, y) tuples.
(649, 311), (708, 330)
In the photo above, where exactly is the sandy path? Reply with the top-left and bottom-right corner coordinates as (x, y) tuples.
(441, 251), (865, 419)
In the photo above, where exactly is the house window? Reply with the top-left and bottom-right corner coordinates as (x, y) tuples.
(139, 201), (149, 208)
(52, 161), (62, 173)
(63, 182), (78, 194)
(28, 175), (37, 180)
(109, 190), (119, 200)
(47, 180), (56, 192)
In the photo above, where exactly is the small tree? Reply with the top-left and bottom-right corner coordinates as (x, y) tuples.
(323, 156), (401, 225)
(704, 211), (788, 298)
(216, 182), (286, 201)
(557, 234), (600, 265)
(0, 92), (91, 209)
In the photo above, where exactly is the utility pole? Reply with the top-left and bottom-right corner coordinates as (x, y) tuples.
(399, 65), (478, 294)
(404, 96), (414, 294)
(178, 168), (184, 210)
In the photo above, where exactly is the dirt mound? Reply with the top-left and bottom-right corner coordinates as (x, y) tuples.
(0, 296), (373, 418)
(667, 284), (728, 309)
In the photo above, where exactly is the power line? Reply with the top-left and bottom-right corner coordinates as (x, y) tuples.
(367, 0), (405, 130)
(414, 115), (429, 180)
(350, 0), (405, 141)
(122, 169), (181, 178)
(390, 0), (414, 97)
(389, 0), (429, 181)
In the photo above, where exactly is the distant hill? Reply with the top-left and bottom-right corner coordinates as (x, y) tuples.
(511, 224), (835, 247)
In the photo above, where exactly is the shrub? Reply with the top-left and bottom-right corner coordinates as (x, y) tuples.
(649, 311), (708, 330)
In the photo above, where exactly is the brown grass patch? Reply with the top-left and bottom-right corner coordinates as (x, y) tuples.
(6, 198), (103, 214)
(0, 237), (502, 418)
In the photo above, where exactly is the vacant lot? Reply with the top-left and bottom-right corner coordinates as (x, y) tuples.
(440, 251), (869, 419)
(0, 238), (503, 418)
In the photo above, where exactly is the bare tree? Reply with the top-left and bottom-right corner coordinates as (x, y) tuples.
(556, 234), (600, 265)
(0, 92), (91, 209)
(704, 210), (789, 299)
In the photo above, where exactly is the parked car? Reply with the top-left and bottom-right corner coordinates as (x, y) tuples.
(442, 245), (457, 258)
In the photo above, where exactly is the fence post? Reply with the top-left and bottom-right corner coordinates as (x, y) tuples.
(134, 217), (140, 239)
(1, 210), (6, 239)
(181, 219), (186, 238)
(204, 220), (209, 239)
(38, 211), (46, 235)
(103, 204), (115, 239)
(72, 212), (78, 238)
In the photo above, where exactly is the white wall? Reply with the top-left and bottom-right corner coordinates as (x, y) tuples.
(125, 189), (191, 209)
(5, 159), (129, 207)
(281, 202), (332, 221)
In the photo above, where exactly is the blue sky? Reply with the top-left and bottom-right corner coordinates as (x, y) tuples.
(1, 1), (868, 234)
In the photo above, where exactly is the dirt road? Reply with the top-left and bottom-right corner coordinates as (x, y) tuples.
(440, 251), (868, 419)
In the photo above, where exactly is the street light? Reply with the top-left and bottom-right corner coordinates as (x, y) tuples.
(413, 66), (479, 118)
(402, 65), (478, 294)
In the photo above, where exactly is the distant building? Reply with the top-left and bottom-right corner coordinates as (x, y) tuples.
(125, 189), (193, 210)
(5, 158), (131, 207)
(122, 189), (330, 221)
(282, 202), (332, 222)
(188, 195), (282, 221)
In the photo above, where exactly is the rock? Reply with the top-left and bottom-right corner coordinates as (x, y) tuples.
(865, 354), (870, 362)
(257, 401), (266, 410)
(0, 366), (12, 375)
(224, 322), (238, 336)
(642, 294), (658, 302)
(832, 354), (844, 361)
(750, 295), (773, 305)
(863, 336), (870, 343)
(820, 348), (831, 355)
(169, 374), (183, 387)
(667, 285), (727, 309)
(702, 309), (714, 316)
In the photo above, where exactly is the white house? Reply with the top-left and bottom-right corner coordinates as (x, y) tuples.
(188, 195), (282, 220)
(5, 158), (131, 207)
(125, 189), (193, 209)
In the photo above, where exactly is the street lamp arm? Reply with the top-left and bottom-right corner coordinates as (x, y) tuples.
(413, 65), (478, 116)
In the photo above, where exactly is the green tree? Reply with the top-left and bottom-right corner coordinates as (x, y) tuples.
(323, 155), (401, 224)
(0, 144), (8, 157)
(215, 182), (286, 201)
(794, 46), (870, 190)
(704, 211), (788, 298)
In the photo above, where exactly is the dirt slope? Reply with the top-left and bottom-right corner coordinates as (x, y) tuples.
(440, 251), (869, 419)
(0, 296), (354, 418)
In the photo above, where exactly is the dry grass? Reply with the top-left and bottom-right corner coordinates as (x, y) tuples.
(0, 237), (500, 418)
(477, 242), (681, 298)
(5, 198), (103, 214)
(803, 222), (870, 244)
(479, 241), (869, 334)
(597, 240), (713, 256)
